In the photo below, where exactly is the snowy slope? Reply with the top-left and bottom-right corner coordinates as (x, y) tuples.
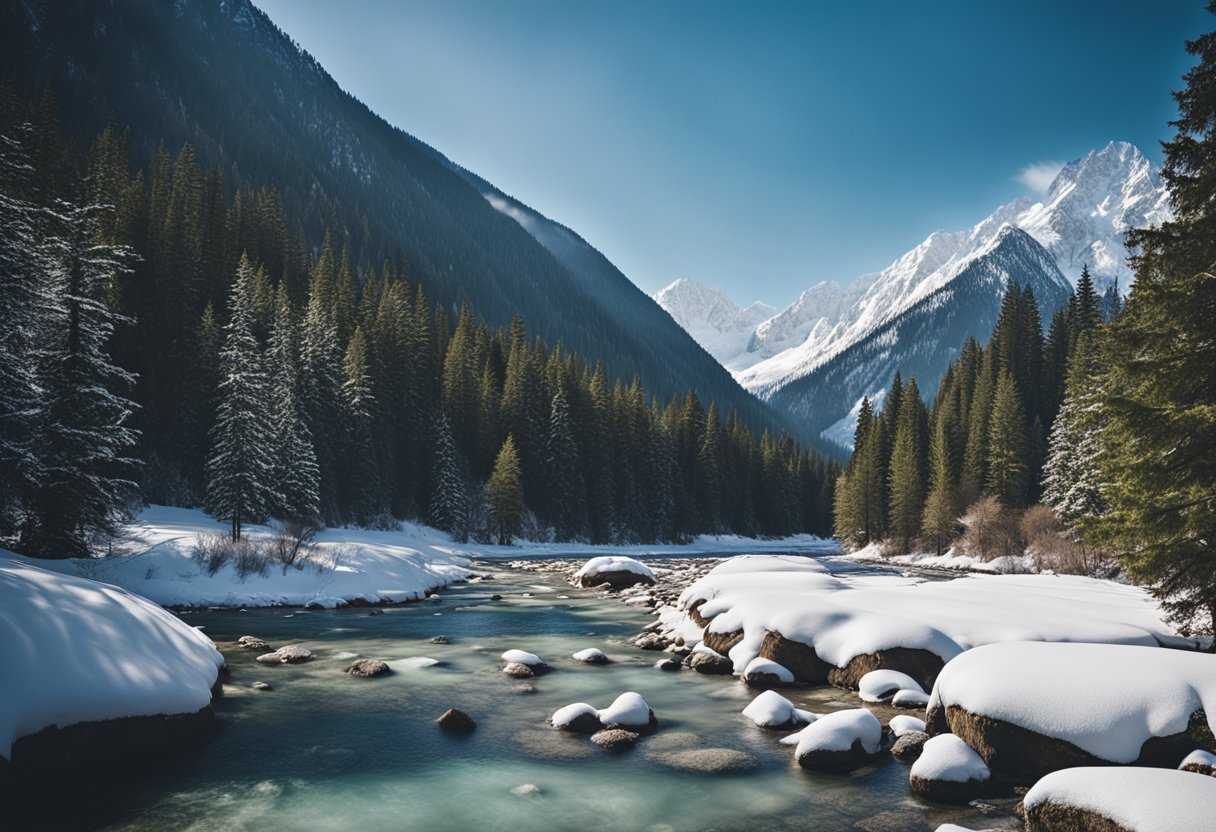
(651, 278), (776, 366)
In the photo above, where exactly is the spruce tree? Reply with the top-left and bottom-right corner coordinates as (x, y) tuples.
(985, 369), (1028, 507)
(268, 285), (319, 525)
(887, 378), (927, 554)
(205, 254), (277, 541)
(543, 388), (587, 540)
(1096, 9), (1216, 632)
(23, 202), (141, 556)
(1043, 332), (1105, 527)
(341, 325), (381, 525)
(486, 434), (525, 545)
(922, 415), (959, 555)
(427, 410), (469, 542)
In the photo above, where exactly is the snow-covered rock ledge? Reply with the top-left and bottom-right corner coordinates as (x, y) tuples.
(0, 555), (226, 776)
(1023, 767), (1216, 832)
(927, 641), (1216, 781)
(657, 557), (1185, 690)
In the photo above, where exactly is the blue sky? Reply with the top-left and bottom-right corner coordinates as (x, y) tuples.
(256, 0), (1207, 308)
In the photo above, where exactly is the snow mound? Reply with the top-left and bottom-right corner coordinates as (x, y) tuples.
(550, 703), (598, 729)
(741, 690), (816, 728)
(911, 735), (990, 783)
(674, 564), (1179, 674)
(0, 554), (226, 758)
(573, 556), (654, 581)
(705, 555), (829, 576)
(743, 657), (794, 683)
(1180, 749), (1216, 770)
(929, 641), (1216, 763)
(892, 689), (930, 708)
(781, 708), (881, 756)
(500, 649), (544, 666)
(859, 669), (924, 702)
(890, 715), (926, 737)
(1024, 767), (1216, 832)
(597, 692), (652, 728)
(572, 647), (608, 663)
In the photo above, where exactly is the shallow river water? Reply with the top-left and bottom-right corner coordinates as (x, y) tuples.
(29, 559), (1021, 832)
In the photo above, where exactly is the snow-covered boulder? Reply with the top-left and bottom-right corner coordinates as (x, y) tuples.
(671, 566), (1181, 691)
(741, 690), (816, 729)
(890, 715), (926, 737)
(688, 648), (733, 675)
(573, 556), (655, 589)
(927, 641), (1216, 781)
(550, 703), (602, 734)
(892, 689), (930, 708)
(859, 669), (924, 703)
(909, 734), (992, 804)
(255, 644), (313, 665)
(1023, 767), (1216, 832)
(742, 656), (795, 686)
(782, 708), (882, 771)
(597, 692), (656, 730)
(1180, 748), (1216, 776)
(0, 555), (225, 770)
(572, 647), (609, 664)
(500, 649), (544, 666)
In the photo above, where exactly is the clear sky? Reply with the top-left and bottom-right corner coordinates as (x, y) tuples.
(255, 0), (1208, 308)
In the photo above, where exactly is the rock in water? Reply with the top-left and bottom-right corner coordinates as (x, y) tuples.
(689, 652), (733, 675)
(436, 708), (476, 733)
(891, 731), (929, 759)
(251, 681), (273, 691)
(503, 662), (535, 679)
(237, 635), (271, 651)
(550, 703), (604, 734)
(654, 748), (759, 774)
(510, 784), (542, 798)
(255, 645), (314, 665)
(591, 729), (640, 751)
(346, 658), (391, 678)
(572, 648), (609, 664)
(908, 734), (992, 804)
(429, 635), (449, 644)
(655, 658), (682, 672)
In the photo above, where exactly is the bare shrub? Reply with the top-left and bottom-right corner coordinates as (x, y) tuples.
(269, 520), (320, 572)
(192, 532), (270, 580)
(957, 496), (1022, 560)
(1021, 503), (1116, 576)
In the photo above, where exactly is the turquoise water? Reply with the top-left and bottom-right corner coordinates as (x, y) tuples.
(19, 562), (1020, 832)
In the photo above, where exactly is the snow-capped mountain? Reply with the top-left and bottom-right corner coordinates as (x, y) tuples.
(771, 226), (1072, 447)
(656, 141), (1169, 445)
(652, 279), (775, 365)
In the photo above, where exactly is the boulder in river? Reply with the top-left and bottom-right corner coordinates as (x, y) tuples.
(346, 658), (390, 678)
(653, 748), (758, 774)
(891, 731), (929, 759)
(429, 635), (449, 645)
(502, 662), (535, 679)
(436, 709), (476, 733)
(255, 645), (313, 665)
(590, 729), (640, 751)
(908, 734), (992, 804)
(237, 635), (271, 651)
(251, 681), (273, 692)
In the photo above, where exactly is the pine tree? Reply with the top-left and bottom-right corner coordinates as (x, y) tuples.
(922, 415), (959, 555)
(299, 254), (344, 522)
(887, 378), (927, 553)
(205, 255), (277, 541)
(543, 388), (587, 540)
(427, 410), (469, 542)
(486, 434), (525, 545)
(341, 325), (382, 525)
(268, 285), (319, 525)
(22, 201), (141, 556)
(697, 402), (725, 533)
(1043, 332), (1106, 527)
(985, 369), (1028, 507)
(1096, 8), (1216, 632)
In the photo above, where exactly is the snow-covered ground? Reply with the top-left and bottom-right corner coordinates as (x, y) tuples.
(660, 555), (1186, 674)
(843, 542), (1033, 575)
(0, 555), (226, 759)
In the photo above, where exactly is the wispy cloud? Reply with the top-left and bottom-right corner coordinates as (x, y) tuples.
(1014, 161), (1065, 195)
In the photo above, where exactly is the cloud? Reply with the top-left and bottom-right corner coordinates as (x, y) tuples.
(1014, 160), (1065, 195)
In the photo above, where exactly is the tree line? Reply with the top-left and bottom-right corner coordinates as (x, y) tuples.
(0, 89), (838, 555)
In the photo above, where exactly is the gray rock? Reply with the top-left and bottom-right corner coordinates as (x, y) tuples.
(590, 729), (640, 751)
(255, 645), (313, 665)
(346, 658), (391, 678)
(654, 748), (758, 774)
(503, 662), (535, 679)
(429, 635), (449, 644)
(891, 731), (929, 759)
(689, 652), (734, 675)
(436, 708), (476, 733)
(237, 635), (271, 651)
(655, 657), (682, 672)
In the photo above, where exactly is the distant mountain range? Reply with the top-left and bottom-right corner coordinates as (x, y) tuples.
(1, 0), (803, 448)
(655, 141), (1170, 445)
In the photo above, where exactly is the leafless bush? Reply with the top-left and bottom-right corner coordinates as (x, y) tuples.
(957, 496), (1022, 560)
(1021, 503), (1116, 576)
(269, 519), (320, 572)
(192, 532), (270, 580)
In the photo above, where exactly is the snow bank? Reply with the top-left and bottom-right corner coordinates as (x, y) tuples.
(929, 641), (1216, 763)
(32, 505), (472, 609)
(597, 692), (652, 728)
(781, 708), (882, 755)
(859, 669), (924, 702)
(573, 556), (655, 581)
(674, 559), (1180, 673)
(0, 554), (225, 759)
(911, 735), (990, 783)
(500, 649), (544, 666)
(1024, 767), (1216, 832)
(889, 715), (926, 737)
(704, 554), (829, 576)
(741, 690), (816, 728)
